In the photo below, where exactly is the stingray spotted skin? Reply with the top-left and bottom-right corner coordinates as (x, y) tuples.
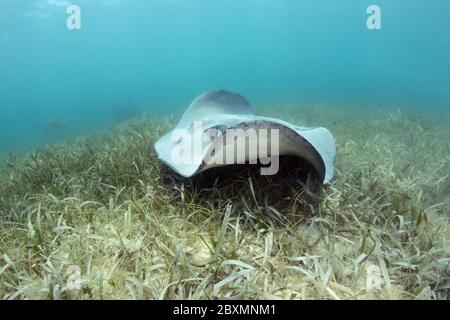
(154, 90), (336, 184)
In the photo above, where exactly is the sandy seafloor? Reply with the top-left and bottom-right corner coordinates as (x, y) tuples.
(0, 105), (449, 300)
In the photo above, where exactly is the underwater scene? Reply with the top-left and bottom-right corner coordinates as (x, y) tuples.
(0, 0), (449, 300)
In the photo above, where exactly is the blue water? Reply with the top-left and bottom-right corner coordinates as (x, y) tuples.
(1, 0), (449, 154)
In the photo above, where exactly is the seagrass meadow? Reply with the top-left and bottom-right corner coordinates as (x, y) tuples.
(0, 105), (449, 300)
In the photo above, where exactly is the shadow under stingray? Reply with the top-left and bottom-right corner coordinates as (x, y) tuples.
(159, 156), (324, 225)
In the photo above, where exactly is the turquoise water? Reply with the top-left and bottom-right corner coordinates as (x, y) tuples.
(0, 0), (449, 154)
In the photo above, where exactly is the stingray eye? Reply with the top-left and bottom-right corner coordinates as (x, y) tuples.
(205, 128), (218, 142)
(206, 126), (225, 143)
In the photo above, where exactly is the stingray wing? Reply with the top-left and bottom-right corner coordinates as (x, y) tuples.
(178, 90), (254, 127)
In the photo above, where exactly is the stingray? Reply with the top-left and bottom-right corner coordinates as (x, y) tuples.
(154, 90), (336, 185)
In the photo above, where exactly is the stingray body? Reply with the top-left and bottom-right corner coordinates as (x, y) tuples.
(154, 90), (336, 184)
